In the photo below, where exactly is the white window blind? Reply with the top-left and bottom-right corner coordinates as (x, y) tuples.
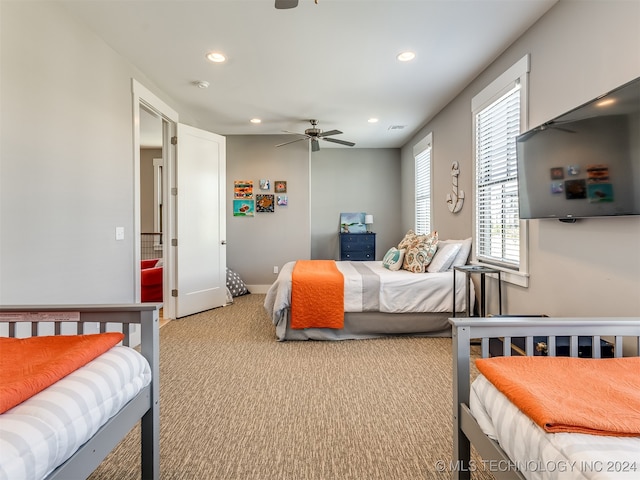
(475, 83), (520, 267)
(415, 141), (432, 234)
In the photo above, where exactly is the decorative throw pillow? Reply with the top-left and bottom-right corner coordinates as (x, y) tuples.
(382, 247), (405, 271)
(402, 231), (439, 273)
(397, 229), (417, 251)
(426, 242), (462, 273)
(438, 237), (472, 267)
(226, 267), (249, 297)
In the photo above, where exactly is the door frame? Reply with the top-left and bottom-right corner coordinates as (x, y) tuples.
(132, 79), (178, 319)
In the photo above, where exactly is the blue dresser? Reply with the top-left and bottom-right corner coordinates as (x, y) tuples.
(340, 233), (376, 261)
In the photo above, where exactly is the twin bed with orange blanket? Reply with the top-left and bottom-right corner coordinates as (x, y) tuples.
(450, 316), (640, 480)
(0, 304), (160, 480)
(264, 260), (474, 341)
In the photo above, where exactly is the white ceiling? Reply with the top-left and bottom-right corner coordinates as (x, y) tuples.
(60, 0), (558, 149)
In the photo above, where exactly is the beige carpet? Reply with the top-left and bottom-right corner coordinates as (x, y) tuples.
(89, 294), (492, 480)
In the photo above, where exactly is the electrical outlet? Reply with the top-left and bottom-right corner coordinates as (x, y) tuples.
(273, 266), (279, 274)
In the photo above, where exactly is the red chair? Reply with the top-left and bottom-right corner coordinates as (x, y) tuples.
(141, 259), (163, 302)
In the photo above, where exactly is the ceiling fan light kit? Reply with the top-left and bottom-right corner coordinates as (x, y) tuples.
(275, 119), (355, 152)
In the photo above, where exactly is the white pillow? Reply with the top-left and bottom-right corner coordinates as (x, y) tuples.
(426, 243), (462, 272)
(382, 247), (405, 271)
(438, 237), (472, 267)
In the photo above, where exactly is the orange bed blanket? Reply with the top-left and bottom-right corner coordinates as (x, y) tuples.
(0, 332), (124, 414)
(476, 356), (640, 437)
(291, 260), (344, 329)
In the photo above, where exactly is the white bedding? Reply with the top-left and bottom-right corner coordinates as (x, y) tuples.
(470, 374), (640, 480)
(264, 260), (473, 326)
(0, 345), (152, 480)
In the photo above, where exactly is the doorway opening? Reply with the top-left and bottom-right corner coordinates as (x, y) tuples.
(133, 79), (178, 319)
(139, 106), (164, 304)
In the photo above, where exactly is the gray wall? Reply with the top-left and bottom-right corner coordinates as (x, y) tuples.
(310, 148), (402, 262)
(225, 135), (311, 288)
(401, 0), (640, 317)
(140, 148), (162, 233)
(1, 2), (158, 303)
(224, 140), (402, 289)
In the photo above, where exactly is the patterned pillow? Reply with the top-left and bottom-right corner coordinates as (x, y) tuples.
(402, 231), (439, 273)
(397, 229), (417, 251)
(382, 247), (405, 271)
(226, 268), (249, 297)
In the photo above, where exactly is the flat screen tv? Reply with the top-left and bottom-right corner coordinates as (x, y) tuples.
(516, 77), (640, 221)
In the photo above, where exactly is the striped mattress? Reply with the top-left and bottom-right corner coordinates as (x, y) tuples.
(470, 374), (640, 480)
(0, 345), (151, 480)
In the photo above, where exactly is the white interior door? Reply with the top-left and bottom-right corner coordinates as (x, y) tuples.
(175, 123), (227, 318)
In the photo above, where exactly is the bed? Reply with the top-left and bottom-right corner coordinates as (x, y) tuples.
(450, 316), (640, 480)
(0, 304), (160, 480)
(264, 259), (475, 341)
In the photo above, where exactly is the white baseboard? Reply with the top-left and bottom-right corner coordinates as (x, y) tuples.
(246, 284), (271, 294)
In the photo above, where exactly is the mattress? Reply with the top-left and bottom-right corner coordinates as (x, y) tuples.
(470, 374), (640, 480)
(265, 260), (472, 324)
(0, 345), (152, 480)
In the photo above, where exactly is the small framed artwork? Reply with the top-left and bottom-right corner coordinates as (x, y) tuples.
(277, 195), (288, 206)
(550, 167), (564, 180)
(550, 182), (564, 194)
(567, 165), (580, 176)
(587, 164), (609, 182)
(564, 179), (587, 199)
(274, 181), (287, 193)
(340, 212), (366, 233)
(259, 179), (270, 190)
(587, 183), (614, 203)
(256, 194), (275, 213)
(234, 180), (253, 199)
(233, 199), (254, 216)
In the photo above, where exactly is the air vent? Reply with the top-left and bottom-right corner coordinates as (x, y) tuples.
(388, 125), (406, 131)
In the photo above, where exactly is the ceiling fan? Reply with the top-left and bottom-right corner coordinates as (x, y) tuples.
(276, 119), (356, 152)
(275, 0), (318, 9)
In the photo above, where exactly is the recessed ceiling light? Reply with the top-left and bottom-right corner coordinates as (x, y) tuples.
(368, 118), (379, 123)
(250, 118), (262, 124)
(397, 51), (416, 62)
(206, 52), (226, 63)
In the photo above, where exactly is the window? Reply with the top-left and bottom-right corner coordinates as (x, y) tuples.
(472, 55), (529, 286)
(414, 133), (432, 234)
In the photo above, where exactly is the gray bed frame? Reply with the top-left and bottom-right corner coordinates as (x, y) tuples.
(449, 316), (640, 480)
(0, 304), (160, 480)
(278, 309), (453, 341)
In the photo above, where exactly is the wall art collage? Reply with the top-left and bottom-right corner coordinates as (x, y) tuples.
(233, 180), (288, 216)
(550, 163), (613, 203)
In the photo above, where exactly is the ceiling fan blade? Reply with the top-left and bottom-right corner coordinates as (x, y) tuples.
(311, 138), (320, 152)
(282, 130), (307, 136)
(275, 0), (298, 9)
(323, 137), (355, 147)
(275, 137), (307, 147)
(318, 129), (342, 137)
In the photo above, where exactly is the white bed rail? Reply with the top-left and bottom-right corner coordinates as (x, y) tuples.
(0, 304), (161, 480)
(449, 316), (640, 480)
